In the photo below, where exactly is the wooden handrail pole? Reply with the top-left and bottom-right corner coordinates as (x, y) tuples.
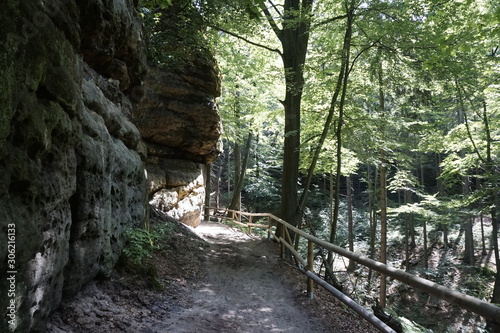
(307, 240), (314, 300)
(268, 212), (500, 324)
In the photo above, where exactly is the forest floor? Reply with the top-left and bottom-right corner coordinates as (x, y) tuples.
(47, 212), (379, 333)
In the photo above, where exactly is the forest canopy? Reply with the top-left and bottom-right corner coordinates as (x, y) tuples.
(140, 0), (499, 331)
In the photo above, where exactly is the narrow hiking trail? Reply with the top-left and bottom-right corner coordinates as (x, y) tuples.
(163, 221), (330, 332)
(47, 218), (377, 333)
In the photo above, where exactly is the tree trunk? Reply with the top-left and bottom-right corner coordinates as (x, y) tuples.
(377, 47), (388, 308)
(436, 153), (449, 245)
(455, 82), (475, 265)
(491, 209), (500, 300)
(329, 0), (356, 256)
(215, 163), (221, 209)
(297, 44), (349, 227)
(297, 0), (354, 230)
(482, 101), (500, 332)
(347, 174), (355, 272)
(404, 190), (410, 271)
(420, 161), (428, 269)
(423, 219), (428, 269)
(409, 212), (416, 249)
(463, 176), (475, 265)
(326, 170), (335, 270)
(259, 0), (313, 231)
(380, 159), (388, 308)
(234, 141), (241, 210)
(480, 214), (487, 256)
(204, 163), (212, 221)
(367, 164), (378, 291)
(228, 133), (253, 211)
(488, 208), (500, 332)
(227, 145), (231, 205)
(255, 133), (260, 212)
(330, 169), (334, 238)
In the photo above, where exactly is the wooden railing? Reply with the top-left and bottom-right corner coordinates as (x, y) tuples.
(207, 207), (500, 332)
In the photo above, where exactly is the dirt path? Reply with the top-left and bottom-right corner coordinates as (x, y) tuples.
(47, 217), (377, 333)
(162, 221), (329, 332)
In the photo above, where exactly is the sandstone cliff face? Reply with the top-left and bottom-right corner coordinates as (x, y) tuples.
(0, 1), (139, 332)
(133, 6), (222, 227)
(0, 1), (221, 331)
(136, 63), (222, 226)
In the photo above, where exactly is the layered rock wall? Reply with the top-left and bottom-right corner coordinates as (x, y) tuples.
(0, 1), (221, 331)
(134, 5), (222, 227)
(0, 1), (148, 331)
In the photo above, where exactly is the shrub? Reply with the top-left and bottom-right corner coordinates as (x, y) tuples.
(123, 224), (172, 263)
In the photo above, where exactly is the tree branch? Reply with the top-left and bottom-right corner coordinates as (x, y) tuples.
(259, 1), (282, 39)
(348, 41), (379, 76)
(312, 14), (348, 29)
(268, 0), (283, 17)
(455, 78), (486, 164)
(211, 25), (282, 56)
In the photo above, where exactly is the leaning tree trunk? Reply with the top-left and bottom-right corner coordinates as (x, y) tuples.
(328, 0), (356, 267)
(296, 1), (354, 251)
(456, 81), (475, 265)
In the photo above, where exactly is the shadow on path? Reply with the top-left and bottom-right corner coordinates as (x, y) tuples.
(161, 221), (329, 333)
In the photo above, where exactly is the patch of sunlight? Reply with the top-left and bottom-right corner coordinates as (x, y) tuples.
(29, 252), (49, 318)
(31, 252), (46, 283)
(222, 310), (238, 320)
(259, 307), (273, 313)
(198, 286), (215, 295)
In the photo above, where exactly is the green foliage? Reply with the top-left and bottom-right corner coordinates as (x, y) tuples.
(205, 0), (499, 330)
(460, 266), (496, 300)
(140, 0), (213, 69)
(123, 224), (172, 263)
(140, 0), (172, 9)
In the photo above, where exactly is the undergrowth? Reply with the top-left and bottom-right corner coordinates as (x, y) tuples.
(123, 223), (173, 263)
(122, 222), (174, 291)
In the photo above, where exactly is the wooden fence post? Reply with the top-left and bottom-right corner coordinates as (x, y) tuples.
(267, 216), (271, 240)
(307, 240), (314, 300)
